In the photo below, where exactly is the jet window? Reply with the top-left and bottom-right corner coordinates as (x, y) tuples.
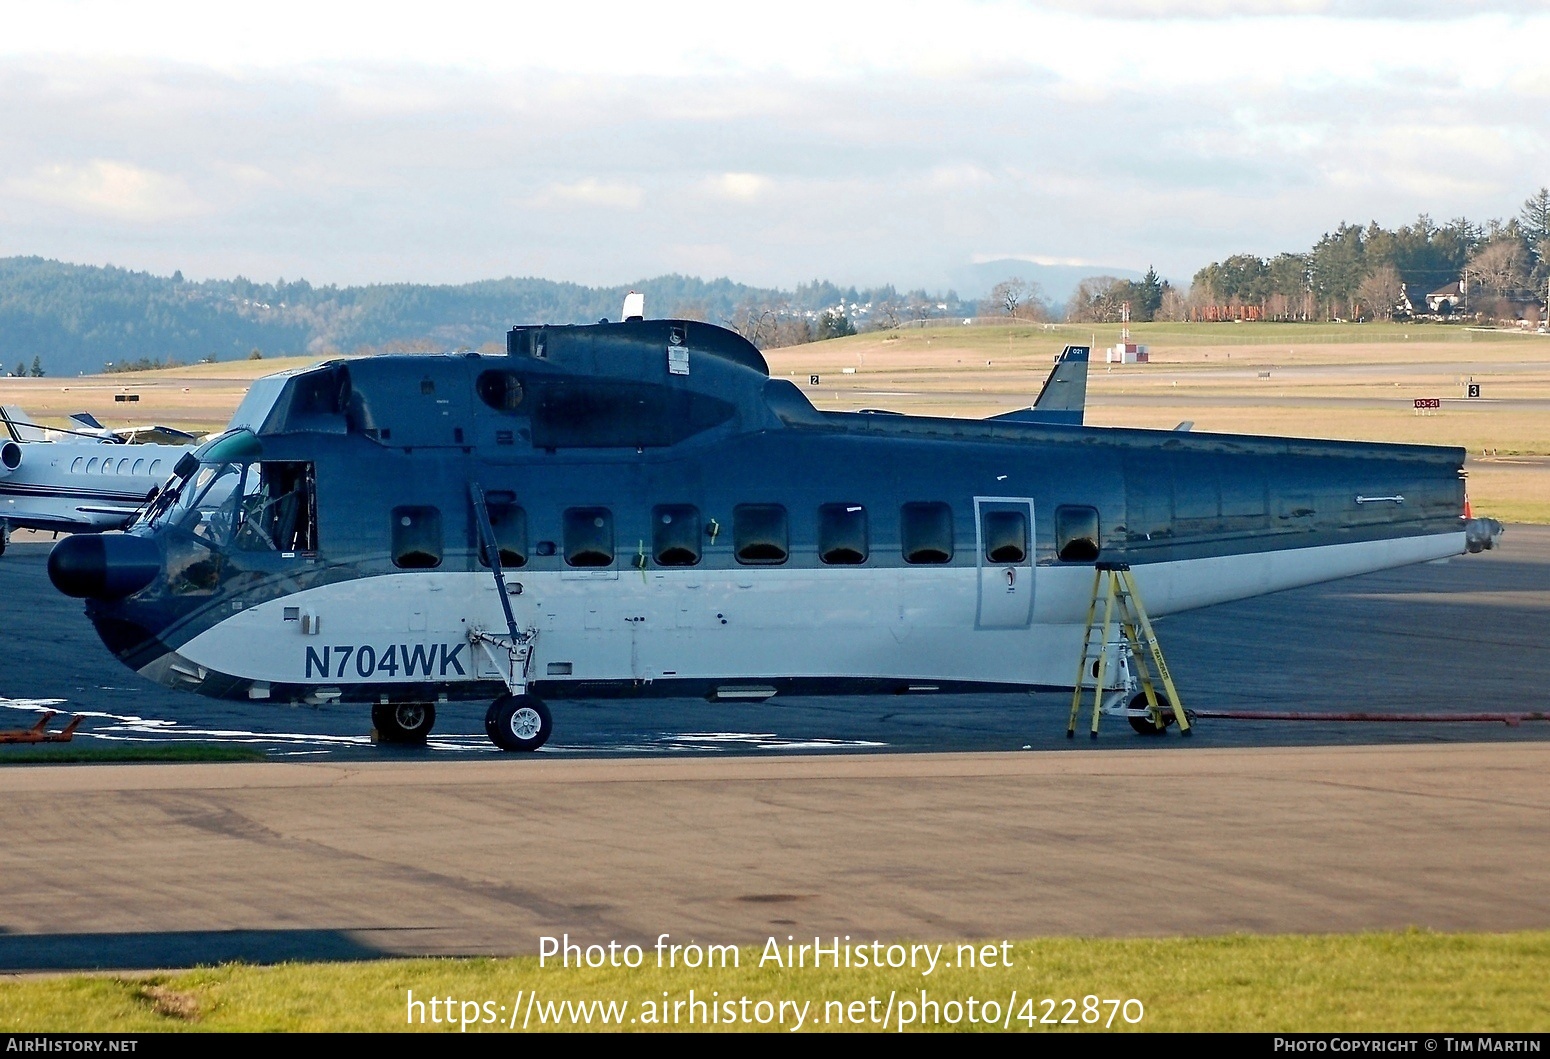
(564, 507), (614, 567)
(734, 504), (788, 565)
(818, 504), (868, 565)
(478, 501), (528, 568)
(653, 504), (701, 567)
(1055, 505), (1101, 563)
(901, 502), (954, 564)
(393, 506), (443, 569)
(982, 510), (1027, 564)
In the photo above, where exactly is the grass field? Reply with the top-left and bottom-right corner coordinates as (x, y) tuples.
(3, 322), (1547, 520)
(3, 930), (1545, 1032)
(0, 743), (267, 765)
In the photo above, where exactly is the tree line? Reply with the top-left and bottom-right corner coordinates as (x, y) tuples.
(0, 258), (974, 376)
(8, 189), (1548, 380)
(1186, 188), (1550, 323)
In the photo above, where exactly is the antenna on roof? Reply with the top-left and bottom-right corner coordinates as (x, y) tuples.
(622, 291), (645, 323)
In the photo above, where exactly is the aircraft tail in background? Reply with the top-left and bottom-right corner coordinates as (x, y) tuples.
(0, 406), (50, 443)
(987, 345), (1089, 426)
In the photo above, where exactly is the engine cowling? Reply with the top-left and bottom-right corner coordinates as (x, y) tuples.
(0, 440), (20, 478)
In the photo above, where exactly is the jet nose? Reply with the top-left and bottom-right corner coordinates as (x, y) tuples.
(48, 533), (162, 600)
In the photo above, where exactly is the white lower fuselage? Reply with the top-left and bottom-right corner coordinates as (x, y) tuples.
(165, 530), (1463, 698)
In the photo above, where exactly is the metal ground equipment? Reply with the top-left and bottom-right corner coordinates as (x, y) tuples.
(1067, 562), (1191, 740)
(0, 711), (82, 744)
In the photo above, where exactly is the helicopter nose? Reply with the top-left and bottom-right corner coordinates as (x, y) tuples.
(48, 533), (162, 600)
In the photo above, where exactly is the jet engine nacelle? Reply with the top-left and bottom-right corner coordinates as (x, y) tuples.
(0, 440), (20, 478)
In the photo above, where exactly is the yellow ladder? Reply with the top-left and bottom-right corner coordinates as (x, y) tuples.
(1066, 562), (1191, 740)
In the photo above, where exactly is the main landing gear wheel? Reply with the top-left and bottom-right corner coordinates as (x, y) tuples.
(485, 693), (552, 752)
(373, 701), (436, 744)
(1128, 692), (1175, 736)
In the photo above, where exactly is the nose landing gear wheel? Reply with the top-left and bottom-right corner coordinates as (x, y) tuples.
(1128, 692), (1175, 736)
(372, 701), (436, 744)
(486, 693), (552, 752)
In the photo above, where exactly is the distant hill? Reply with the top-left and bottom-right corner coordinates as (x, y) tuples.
(3, 258), (974, 377)
(0, 258), (811, 376)
(2, 256), (1166, 377)
(948, 259), (1145, 307)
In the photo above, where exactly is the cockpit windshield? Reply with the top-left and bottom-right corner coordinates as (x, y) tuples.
(138, 431), (317, 553)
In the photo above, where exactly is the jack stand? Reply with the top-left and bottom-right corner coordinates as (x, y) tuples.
(1066, 562), (1190, 740)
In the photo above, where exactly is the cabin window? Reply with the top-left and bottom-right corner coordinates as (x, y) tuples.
(478, 500), (528, 568)
(901, 502), (953, 564)
(982, 510), (1027, 564)
(818, 503), (868, 565)
(653, 504), (701, 566)
(564, 507), (614, 567)
(393, 506), (442, 569)
(734, 504), (788, 565)
(1055, 505), (1101, 563)
(149, 460), (163, 476)
(71, 457), (83, 473)
(476, 370), (525, 412)
(132, 459), (145, 475)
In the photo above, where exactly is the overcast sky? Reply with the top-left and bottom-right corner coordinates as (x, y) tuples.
(1, 0), (1546, 292)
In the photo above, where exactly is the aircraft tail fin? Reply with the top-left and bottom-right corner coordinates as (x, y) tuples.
(69, 412), (106, 430)
(987, 345), (1090, 426)
(0, 406), (48, 442)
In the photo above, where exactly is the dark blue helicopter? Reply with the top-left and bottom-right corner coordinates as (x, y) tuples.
(48, 312), (1475, 751)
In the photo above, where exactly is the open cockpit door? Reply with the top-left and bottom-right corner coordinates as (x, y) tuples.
(975, 497), (1035, 629)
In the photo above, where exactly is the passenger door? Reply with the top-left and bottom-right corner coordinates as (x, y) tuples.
(975, 497), (1035, 629)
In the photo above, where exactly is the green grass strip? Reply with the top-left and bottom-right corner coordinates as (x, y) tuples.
(3, 930), (1547, 1032)
(0, 743), (267, 765)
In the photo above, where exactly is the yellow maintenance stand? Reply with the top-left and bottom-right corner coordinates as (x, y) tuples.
(1067, 562), (1191, 740)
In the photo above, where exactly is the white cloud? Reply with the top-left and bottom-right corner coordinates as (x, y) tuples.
(7, 159), (206, 222)
(704, 173), (770, 201)
(926, 164), (995, 190)
(971, 253), (1106, 267)
(3, 5), (1549, 289)
(537, 179), (645, 210)
(1023, 0), (1542, 18)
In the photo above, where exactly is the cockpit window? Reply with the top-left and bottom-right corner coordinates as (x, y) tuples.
(139, 444), (317, 555)
(241, 462), (318, 552)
